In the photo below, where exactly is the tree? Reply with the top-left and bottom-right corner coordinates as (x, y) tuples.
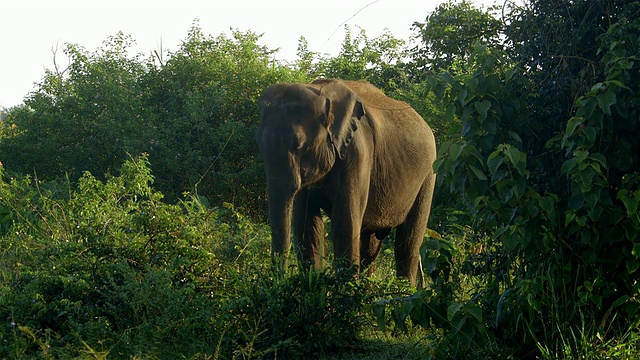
(0, 24), (305, 218)
(139, 24), (305, 215)
(312, 25), (410, 93)
(410, 0), (503, 75)
(0, 32), (148, 182)
(430, 0), (640, 355)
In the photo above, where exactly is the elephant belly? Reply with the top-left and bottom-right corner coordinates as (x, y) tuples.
(362, 182), (422, 229)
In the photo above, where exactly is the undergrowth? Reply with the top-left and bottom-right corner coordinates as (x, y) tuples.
(1, 155), (638, 359)
(0, 155), (393, 359)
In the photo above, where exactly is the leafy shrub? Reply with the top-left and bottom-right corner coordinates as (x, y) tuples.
(373, 234), (495, 359)
(225, 266), (368, 359)
(0, 155), (260, 358)
(0, 154), (379, 359)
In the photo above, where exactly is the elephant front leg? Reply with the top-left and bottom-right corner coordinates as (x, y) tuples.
(293, 190), (326, 270)
(330, 208), (365, 274)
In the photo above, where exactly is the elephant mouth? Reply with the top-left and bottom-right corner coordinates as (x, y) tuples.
(297, 143), (336, 188)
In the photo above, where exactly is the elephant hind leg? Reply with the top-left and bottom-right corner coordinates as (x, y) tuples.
(394, 177), (435, 287)
(360, 230), (385, 276)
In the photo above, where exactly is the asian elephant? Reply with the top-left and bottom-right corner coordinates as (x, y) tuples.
(256, 79), (436, 286)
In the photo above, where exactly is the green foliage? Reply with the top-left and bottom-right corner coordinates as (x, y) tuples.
(139, 23), (306, 214)
(0, 155), (376, 358)
(226, 266), (368, 358)
(410, 0), (503, 75)
(373, 234), (497, 359)
(0, 155), (224, 357)
(425, 0), (640, 356)
(0, 33), (148, 182)
(312, 26), (410, 93)
(0, 23), (304, 219)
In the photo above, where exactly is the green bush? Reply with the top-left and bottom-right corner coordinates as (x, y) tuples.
(0, 155), (268, 358)
(225, 266), (369, 358)
(0, 155), (379, 358)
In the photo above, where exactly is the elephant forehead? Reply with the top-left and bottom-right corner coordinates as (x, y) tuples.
(275, 97), (320, 112)
(264, 101), (321, 123)
(265, 85), (321, 108)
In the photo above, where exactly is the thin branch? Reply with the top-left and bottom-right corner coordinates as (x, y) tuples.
(325, 0), (380, 43)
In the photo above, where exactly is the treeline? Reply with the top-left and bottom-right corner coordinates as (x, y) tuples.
(0, 23), (443, 221)
(1, 0), (639, 358)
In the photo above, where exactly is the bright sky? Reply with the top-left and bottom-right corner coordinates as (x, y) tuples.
(1, 0), (497, 108)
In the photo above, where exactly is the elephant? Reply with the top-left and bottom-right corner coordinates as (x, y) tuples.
(256, 79), (436, 286)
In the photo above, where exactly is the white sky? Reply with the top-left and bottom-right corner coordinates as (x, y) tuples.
(1, 0), (498, 108)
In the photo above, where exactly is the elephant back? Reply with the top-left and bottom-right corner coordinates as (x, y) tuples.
(341, 80), (412, 111)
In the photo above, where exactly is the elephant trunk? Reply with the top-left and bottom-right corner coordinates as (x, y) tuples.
(265, 161), (301, 262)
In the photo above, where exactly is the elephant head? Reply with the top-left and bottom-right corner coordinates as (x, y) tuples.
(257, 80), (365, 259)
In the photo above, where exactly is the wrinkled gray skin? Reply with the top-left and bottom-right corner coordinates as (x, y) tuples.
(257, 79), (436, 286)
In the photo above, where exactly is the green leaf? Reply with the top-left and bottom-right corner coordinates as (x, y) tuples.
(408, 299), (430, 329)
(618, 191), (639, 215)
(561, 158), (577, 174)
(433, 158), (444, 173)
(574, 149), (589, 163)
(590, 82), (605, 93)
(508, 131), (522, 143)
(372, 301), (386, 331)
(462, 106), (474, 122)
(425, 228), (442, 239)
(392, 305), (408, 332)
(465, 303), (483, 323)
(461, 119), (472, 136)
(539, 195), (555, 213)
(505, 67), (517, 82)
(581, 97), (598, 119)
(590, 152), (607, 168)
(438, 140), (452, 155)
(563, 117), (583, 147)
(608, 79), (630, 90)
(469, 165), (487, 181)
(632, 243), (640, 256)
(487, 149), (504, 174)
(593, 294), (603, 309)
(447, 302), (463, 322)
(459, 88), (468, 107)
(445, 103), (456, 122)
(452, 315), (467, 334)
(474, 100), (491, 122)
(503, 234), (518, 251)
(584, 126), (597, 145)
(449, 143), (463, 161)
(597, 91), (616, 116)
(505, 146), (526, 176)
(612, 295), (630, 308)
(494, 225), (508, 239)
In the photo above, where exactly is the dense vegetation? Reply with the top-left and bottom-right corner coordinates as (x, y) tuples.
(1, 0), (639, 358)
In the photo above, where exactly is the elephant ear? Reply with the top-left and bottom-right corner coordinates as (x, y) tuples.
(320, 81), (365, 160)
